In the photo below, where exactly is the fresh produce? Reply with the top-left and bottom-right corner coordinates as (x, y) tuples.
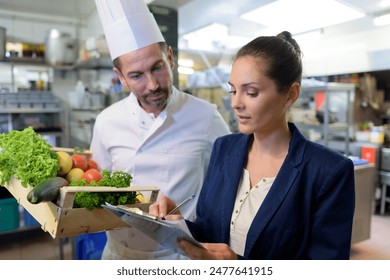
(0, 127), (135, 210)
(70, 169), (135, 210)
(69, 170), (132, 187)
(82, 168), (103, 184)
(0, 127), (59, 187)
(98, 170), (132, 187)
(87, 159), (99, 170)
(66, 167), (84, 182)
(71, 154), (88, 171)
(57, 151), (73, 176)
(27, 176), (69, 204)
(73, 188), (137, 210)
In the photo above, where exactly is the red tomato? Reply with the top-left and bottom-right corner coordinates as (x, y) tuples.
(71, 154), (88, 171)
(87, 159), (99, 171)
(82, 168), (103, 184)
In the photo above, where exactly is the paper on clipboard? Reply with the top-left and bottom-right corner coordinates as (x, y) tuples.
(102, 203), (204, 255)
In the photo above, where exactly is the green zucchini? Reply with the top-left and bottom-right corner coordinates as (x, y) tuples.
(27, 177), (69, 204)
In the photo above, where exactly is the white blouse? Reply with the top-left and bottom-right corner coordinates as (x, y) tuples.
(229, 169), (275, 256)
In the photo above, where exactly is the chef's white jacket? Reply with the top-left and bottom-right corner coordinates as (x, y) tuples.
(90, 87), (230, 259)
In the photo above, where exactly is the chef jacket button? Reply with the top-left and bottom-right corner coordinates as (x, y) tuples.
(231, 221), (234, 225)
(235, 210), (238, 213)
(239, 199), (243, 202)
(142, 121), (145, 125)
(262, 178), (266, 182)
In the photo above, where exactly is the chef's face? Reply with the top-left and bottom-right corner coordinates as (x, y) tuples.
(114, 43), (175, 116)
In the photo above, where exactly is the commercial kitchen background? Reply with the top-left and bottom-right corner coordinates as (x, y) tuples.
(1, 0), (390, 260)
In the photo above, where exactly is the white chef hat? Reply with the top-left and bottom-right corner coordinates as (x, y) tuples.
(95, 0), (165, 60)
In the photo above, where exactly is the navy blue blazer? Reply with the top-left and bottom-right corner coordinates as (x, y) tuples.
(187, 123), (355, 260)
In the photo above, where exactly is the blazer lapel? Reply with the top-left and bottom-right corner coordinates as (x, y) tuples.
(244, 163), (300, 255)
(219, 134), (252, 243)
(244, 123), (306, 256)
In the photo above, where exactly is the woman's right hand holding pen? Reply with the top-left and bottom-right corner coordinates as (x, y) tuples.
(149, 194), (183, 220)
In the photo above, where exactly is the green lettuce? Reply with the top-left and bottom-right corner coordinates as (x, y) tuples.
(0, 127), (59, 187)
(69, 170), (135, 210)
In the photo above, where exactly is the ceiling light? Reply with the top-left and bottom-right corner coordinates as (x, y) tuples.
(379, 0), (390, 8)
(374, 13), (390, 26)
(295, 29), (323, 44)
(182, 23), (250, 51)
(182, 23), (228, 51)
(178, 66), (194, 75)
(240, 0), (365, 34)
(224, 35), (250, 49)
(178, 59), (194, 68)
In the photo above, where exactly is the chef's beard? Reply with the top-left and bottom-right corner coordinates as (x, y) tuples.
(141, 87), (170, 109)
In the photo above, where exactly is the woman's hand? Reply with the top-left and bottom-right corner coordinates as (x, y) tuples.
(177, 240), (238, 260)
(149, 194), (181, 220)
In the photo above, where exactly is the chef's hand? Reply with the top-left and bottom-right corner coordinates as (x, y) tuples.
(177, 240), (238, 260)
(149, 194), (182, 220)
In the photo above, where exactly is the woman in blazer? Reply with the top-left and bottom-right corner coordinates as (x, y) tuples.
(150, 31), (355, 260)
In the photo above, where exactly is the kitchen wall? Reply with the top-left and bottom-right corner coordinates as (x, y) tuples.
(302, 22), (390, 77)
(0, 2), (390, 76)
(2, 4), (390, 87)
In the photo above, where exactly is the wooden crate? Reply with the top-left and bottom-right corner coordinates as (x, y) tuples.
(4, 177), (159, 238)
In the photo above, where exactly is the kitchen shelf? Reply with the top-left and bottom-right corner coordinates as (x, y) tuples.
(0, 60), (53, 93)
(296, 122), (349, 131)
(73, 57), (113, 70)
(0, 92), (68, 146)
(1, 57), (47, 66)
(294, 82), (355, 155)
(1, 107), (63, 113)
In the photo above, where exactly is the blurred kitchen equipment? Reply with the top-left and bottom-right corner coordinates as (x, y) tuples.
(45, 29), (76, 66)
(370, 126), (385, 144)
(0, 26), (5, 60)
(384, 124), (390, 146)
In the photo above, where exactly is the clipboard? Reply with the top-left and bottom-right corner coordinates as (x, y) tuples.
(102, 203), (204, 255)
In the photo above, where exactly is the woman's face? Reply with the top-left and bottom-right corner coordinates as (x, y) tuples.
(114, 43), (175, 116)
(229, 55), (293, 135)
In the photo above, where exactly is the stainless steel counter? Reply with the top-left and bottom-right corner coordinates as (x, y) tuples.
(352, 164), (376, 244)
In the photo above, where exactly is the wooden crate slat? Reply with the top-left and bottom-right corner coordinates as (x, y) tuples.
(3, 177), (159, 238)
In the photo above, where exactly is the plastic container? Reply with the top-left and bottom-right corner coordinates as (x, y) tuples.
(355, 131), (370, 142)
(370, 126), (384, 144)
(23, 208), (40, 227)
(68, 81), (86, 108)
(0, 197), (19, 232)
(75, 232), (107, 260)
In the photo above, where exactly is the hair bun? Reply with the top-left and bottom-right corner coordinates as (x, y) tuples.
(277, 31), (292, 41)
(277, 31), (301, 54)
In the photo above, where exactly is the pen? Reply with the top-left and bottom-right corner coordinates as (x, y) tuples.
(167, 194), (196, 215)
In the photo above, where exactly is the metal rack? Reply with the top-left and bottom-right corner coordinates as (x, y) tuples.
(294, 82), (355, 155)
(0, 91), (67, 147)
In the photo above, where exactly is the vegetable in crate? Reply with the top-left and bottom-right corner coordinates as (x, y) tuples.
(27, 177), (69, 204)
(71, 170), (135, 210)
(0, 127), (59, 187)
(99, 170), (132, 187)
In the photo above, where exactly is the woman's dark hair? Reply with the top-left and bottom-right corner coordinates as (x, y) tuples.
(234, 31), (302, 94)
(113, 42), (169, 71)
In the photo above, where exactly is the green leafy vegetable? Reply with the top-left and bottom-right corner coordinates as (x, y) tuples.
(73, 146), (85, 154)
(99, 170), (132, 187)
(0, 127), (59, 187)
(70, 170), (135, 210)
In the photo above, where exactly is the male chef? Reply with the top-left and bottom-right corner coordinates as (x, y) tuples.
(92, 0), (230, 259)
